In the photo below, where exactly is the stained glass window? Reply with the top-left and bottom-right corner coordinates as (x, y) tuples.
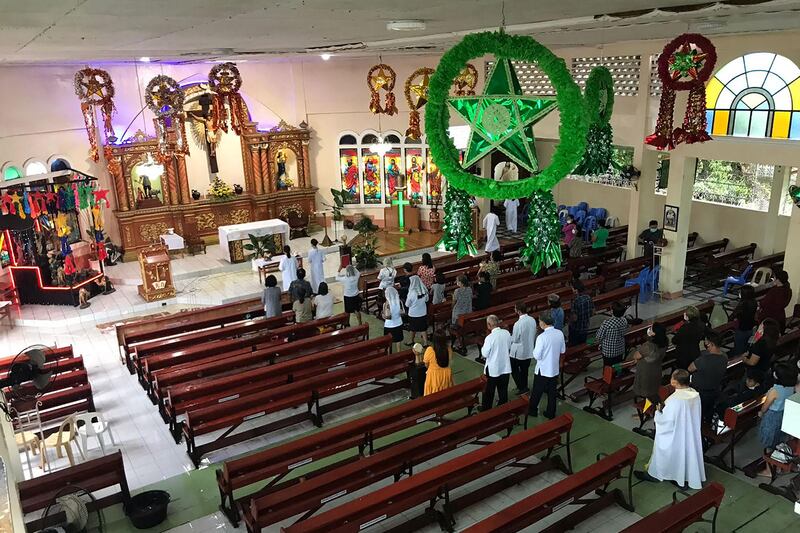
(24, 161), (47, 176)
(361, 149), (381, 204)
(706, 53), (800, 140)
(339, 148), (360, 204)
(427, 153), (443, 205)
(405, 148), (425, 205)
(384, 149), (403, 201)
(2, 165), (22, 181)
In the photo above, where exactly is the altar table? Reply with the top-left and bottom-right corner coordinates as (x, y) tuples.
(218, 219), (290, 263)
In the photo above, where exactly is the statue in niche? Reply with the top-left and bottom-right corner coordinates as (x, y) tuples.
(276, 149), (293, 190)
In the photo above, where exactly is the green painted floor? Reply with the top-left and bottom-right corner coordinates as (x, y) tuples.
(99, 312), (797, 532)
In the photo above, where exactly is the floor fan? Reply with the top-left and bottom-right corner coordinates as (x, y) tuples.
(37, 485), (104, 533)
(0, 345), (60, 420)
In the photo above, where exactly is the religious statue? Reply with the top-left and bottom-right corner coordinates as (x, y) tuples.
(386, 158), (402, 200)
(79, 287), (91, 309)
(276, 149), (293, 190)
(407, 156), (424, 204)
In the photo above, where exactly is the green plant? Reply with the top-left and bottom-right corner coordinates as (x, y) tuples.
(353, 215), (378, 234)
(243, 233), (277, 259)
(323, 188), (346, 221)
(353, 234), (380, 270)
(207, 176), (235, 201)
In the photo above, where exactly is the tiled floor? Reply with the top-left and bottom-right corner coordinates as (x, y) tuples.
(5, 238), (797, 533)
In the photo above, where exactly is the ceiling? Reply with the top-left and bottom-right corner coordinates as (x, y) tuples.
(1, 0), (799, 64)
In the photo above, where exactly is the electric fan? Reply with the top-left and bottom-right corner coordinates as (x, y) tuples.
(0, 344), (59, 420)
(37, 485), (104, 533)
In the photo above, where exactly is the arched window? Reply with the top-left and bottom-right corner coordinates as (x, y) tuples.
(24, 160), (47, 176)
(49, 157), (71, 172)
(2, 164), (22, 181)
(706, 53), (800, 139)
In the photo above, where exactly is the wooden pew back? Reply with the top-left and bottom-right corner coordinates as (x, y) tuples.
(620, 482), (725, 533)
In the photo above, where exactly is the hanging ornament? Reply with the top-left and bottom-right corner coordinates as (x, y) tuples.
(646, 33), (717, 150)
(56, 213), (73, 256)
(1, 193), (15, 215)
(74, 67), (116, 161)
(452, 64), (478, 96)
(437, 183), (476, 259)
(208, 62), (246, 136)
(145, 75), (189, 156)
(92, 189), (111, 208)
(367, 64), (398, 115)
(404, 67), (434, 139)
(573, 66), (616, 176)
(521, 190), (562, 275)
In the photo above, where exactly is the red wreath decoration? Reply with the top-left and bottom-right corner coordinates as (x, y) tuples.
(74, 68), (116, 161)
(646, 33), (717, 150)
(209, 62), (246, 136)
(145, 75), (189, 156)
(367, 64), (397, 115)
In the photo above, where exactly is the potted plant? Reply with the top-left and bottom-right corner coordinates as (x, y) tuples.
(353, 234), (380, 270)
(353, 215), (379, 235)
(323, 188), (346, 240)
(243, 233), (277, 270)
(207, 176), (235, 201)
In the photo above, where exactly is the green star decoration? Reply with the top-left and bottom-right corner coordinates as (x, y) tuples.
(448, 59), (557, 173)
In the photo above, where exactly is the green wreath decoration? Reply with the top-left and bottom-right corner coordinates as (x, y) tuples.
(584, 66), (614, 124)
(425, 31), (588, 200)
(573, 66), (616, 176)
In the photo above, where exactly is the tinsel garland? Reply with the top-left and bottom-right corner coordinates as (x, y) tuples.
(437, 184), (476, 259)
(425, 31), (587, 199)
(404, 67), (434, 139)
(573, 67), (615, 176)
(209, 62), (246, 136)
(521, 190), (562, 275)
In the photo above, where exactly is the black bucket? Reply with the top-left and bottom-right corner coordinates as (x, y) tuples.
(127, 490), (171, 529)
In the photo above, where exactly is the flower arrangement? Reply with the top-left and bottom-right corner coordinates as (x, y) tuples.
(207, 176), (234, 201)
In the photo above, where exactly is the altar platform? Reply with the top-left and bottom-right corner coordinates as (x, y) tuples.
(362, 230), (443, 257)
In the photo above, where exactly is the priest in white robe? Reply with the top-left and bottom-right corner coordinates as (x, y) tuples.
(504, 199), (519, 233)
(278, 245), (298, 291)
(307, 238), (325, 294)
(482, 211), (500, 253)
(636, 369), (706, 489)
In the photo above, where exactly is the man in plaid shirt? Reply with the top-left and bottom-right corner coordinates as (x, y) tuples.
(568, 280), (594, 345)
(595, 301), (629, 366)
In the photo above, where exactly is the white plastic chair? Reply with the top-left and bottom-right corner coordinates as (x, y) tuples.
(750, 267), (773, 287)
(73, 412), (116, 455)
(40, 415), (84, 469)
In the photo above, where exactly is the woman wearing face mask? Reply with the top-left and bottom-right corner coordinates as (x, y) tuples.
(742, 318), (780, 374)
(672, 305), (706, 370)
(630, 323), (669, 405)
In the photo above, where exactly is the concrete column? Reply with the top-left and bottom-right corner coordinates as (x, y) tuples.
(781, 199), (800, 311)
(659, 155), (697, 297)
(761, 165), (789, 256)
(626, 149), (659, 259)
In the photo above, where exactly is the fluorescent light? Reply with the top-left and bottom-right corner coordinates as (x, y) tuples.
(386, 20), (426, 31)
(139, 56), (151, 62)
(320, 53), (332, 61)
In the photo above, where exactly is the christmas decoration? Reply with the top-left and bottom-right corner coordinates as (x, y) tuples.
(425, 31), (588, 199)
(521, 190), (562, 275)
(646, 33), (717, 150)
(437, 184), (476, 259)
(209, 62), (246, 136)
(74, 67), (116, 161)
(452, 64), (479, 96)
(367, 64), (398, 115)
(404, 67), (435, 139)
(207, 176), (234, 200)
(789, 185), (800, 209)
(145, 75), (189, 156)
(573, 66), (616, 176)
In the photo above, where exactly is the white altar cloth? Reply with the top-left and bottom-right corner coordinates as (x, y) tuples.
(160, 233), (185, 251)
(218, 219), (290, 262)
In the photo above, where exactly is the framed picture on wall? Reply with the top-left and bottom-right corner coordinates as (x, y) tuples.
(663, 204), (679, 232)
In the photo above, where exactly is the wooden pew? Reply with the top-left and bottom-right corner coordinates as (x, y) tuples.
(703, 393), (766, 473)
(608, 225), (628, 237)
(620, 482), (725, 533)
(748, 251), (784, 272)
(462, 444), (637, 533)
(19, 451), (131, 532)
(703, 243), (757, 279)
(162, 332), (384, 439)
(0, 345), (74, 376)
(140, 313), (351, 392)
(566, 247), (624, 277)
(279, 415), (574, 533)
(598, 256), (650, 290)
(183, 349), (415, 467)
(217, 378), (486, 525)
(151, 324), (370, 410)
(11, 366), (94, 426)
(246, 398), (529, 531)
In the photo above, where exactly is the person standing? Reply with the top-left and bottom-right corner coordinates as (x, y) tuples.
(278, 245), (298, 291)
(307, 239), (325, 294)
(423, 334), (455, 396)
(382, 286), (404, 353)
(510, 302), (537, 394)
(638, 219), (664, 257)
(417, 253), (436, 290)
(430, 271), (446, 305)
(405, 275), (429, 346)
(758, 270), (792, 331)
(451, 275), (473, 326)
(478, 250), (501, 288)
(481, 315), (512, 410)
(742, 318), (779, 375)
(595, 301), (628, 367)
(591, 219), (609, 250)
(313, 282), (334, 319)
(758, 363), (799, 452)
(292, 288), (313, 323)
(731, 284), (758, 356)
(474, 272), (493, 311)
(377, 257), (397, 290)
(568, 280), (594, 345)
(547, 294), (565, 332)
(689, 332), (728, 423)
(528, 310), (565, 419)
(673, 305), (706, 370)
(261, 274), (282, 319)
(336, 264), (362, 326)
(630, 323), (668, 405)
(482, 211), (501, 253)
(504, 198), (519, 233)
(635, 369), (705, 490)
(396, 262), (413, 301)
(562, 214), (578, 247)
(288, 268), (313, 303)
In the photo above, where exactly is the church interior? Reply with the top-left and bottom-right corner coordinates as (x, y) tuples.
(2, 1), (800, 531)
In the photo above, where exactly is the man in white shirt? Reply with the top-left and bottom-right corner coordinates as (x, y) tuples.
(482, 211), (500, 253)
(529, 310), (566, 419)
(503, 198), (519, 233)
(307, 238), (325, 294)
(510, 302), (537, 395)
(480, 314), (512, 411)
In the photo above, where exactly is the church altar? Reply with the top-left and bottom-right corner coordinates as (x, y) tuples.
(218, 219), (290, 263)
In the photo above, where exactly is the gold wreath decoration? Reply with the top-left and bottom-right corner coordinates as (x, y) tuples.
(208, 62), (246, 135)
(367, 64), (397, 115)
(74, 67), (116, 161)
(144, 75), (189, 156)
(404, 67), (435, 139)
(452, 63), (478, 96)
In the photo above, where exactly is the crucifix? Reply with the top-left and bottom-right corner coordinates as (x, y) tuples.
(392, 187), (410, 231)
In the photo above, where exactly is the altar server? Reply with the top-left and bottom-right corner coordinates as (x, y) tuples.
(482, 211), (500, 253)
(636, 369), (706, 489)
(307, 238), (325, 293)
(504, 198), (519, 233)
(278, 245), (298, 291)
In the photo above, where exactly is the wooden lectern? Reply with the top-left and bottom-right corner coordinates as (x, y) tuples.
(383, 205), (421, 233)
(137, 244), (176, 302)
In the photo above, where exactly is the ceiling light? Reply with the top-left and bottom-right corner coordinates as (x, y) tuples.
(386, 20), (426, 32)
(320, 53), (332, 61)
(139, 56), (151, 62)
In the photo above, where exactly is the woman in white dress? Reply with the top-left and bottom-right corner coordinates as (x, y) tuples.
(377, 257), (397, 290)
(278, 245), (298, 291)
(336, 264), (362, 326)
(503, 198), (519, 233)
(307, 238), (325, 293)
(313, 282), (334, 319)
(405, 275), (429, 347)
